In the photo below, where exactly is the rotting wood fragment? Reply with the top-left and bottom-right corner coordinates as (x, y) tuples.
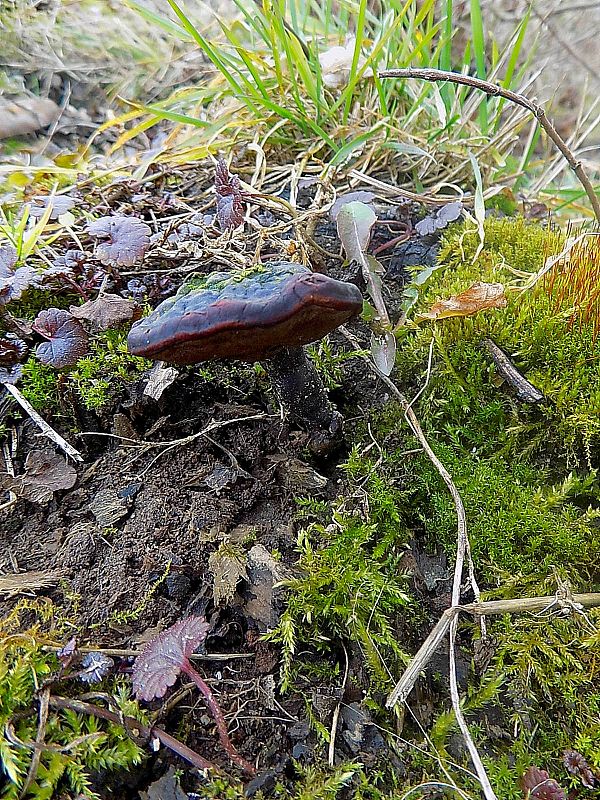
(483, 338), (544, 403)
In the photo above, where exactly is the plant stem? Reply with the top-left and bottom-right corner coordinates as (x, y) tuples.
(183, 660), (256, 776)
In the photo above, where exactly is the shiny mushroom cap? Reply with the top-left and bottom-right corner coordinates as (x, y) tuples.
(127, 262), (363, 364)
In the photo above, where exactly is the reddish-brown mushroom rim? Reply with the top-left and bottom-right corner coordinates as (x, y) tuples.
(127, 262), (363, 364)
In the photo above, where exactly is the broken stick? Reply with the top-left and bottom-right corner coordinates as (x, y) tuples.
(2, 383), (83, 462)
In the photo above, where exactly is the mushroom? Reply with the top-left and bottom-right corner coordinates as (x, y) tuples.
(127, 262), (363, 438)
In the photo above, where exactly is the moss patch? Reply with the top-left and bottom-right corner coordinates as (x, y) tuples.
(397, 217), (600, 467)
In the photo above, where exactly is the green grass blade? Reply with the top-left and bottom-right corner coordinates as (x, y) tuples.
(342, 0), (368, 125)
(439, 0), (454, 108)
(469, 0), (488, 133)
(125, 0), (190, 39)
(166, 0), (261, 114)
(493, 10), (531, 128)
(132, 104), (213, 128)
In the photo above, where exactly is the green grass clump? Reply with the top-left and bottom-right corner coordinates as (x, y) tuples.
(397, 217), (600, 466)
(121, 0), (535, 192)
(0, 602), (146, 800)
(269, 464), (412, 693)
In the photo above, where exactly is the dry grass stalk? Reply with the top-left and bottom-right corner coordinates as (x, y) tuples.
(0, 570), (65, 598)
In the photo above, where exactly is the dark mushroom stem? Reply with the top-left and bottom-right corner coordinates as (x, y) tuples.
(266, 346), (341, 435)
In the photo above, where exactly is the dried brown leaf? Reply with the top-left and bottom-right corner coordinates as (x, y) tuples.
(421, 282), (507, 321)
(70, 293), (139, 331)
(0, 569), (65, 598)
(0, 447), (77, 503)
(208, 544), (248, 605)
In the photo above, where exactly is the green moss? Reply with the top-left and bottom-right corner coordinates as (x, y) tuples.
(0, 601), (147, 800)
(10, 288), (74, 319)
(68, 328), (151, 410)
(196, 763), (368, 799)
(491, 612), (600, 774)
(268, 464), (412, 693)
(20, 359), (61, 413)
(397, 217), (600, 466)
(376, 212), (600, 792)
(405, 437), (600, 589)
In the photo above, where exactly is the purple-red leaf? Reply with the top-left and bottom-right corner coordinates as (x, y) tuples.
(52, 249), (86, 272)
(563, 749), (596, 789)
(57, 637), (77, 667)
(0, 243), (17, 275)
(415, 201), (463, 236)
(87, 216), (151, 267)
(34, 308), (89, 368)
(70, 293), (139, 331)
(132, 617), (211, 702)
(0, 364), (23, 384)
(0, 334), (27, 364)
(0, 243), (39, 306)
(521, 767), (566, 800)
(215, 158), (245, 230)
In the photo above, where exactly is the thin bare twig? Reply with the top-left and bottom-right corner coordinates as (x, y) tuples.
(19, 688), (50, 799)
(462, 590), (600, 616)
(386, 591), (600, 709)
(379, 67), (600, 223)
(78, 412), (269, 476)
(2, 383), (83, 462)
(42, 644), (253, 662)
(48, 695), (219, 773)
(328, 643), (349, 768)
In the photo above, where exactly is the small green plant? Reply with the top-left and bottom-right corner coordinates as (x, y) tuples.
(308, 340), (365, 390)
(269, 463), (411, 692)
(0, 602), (146, 800)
